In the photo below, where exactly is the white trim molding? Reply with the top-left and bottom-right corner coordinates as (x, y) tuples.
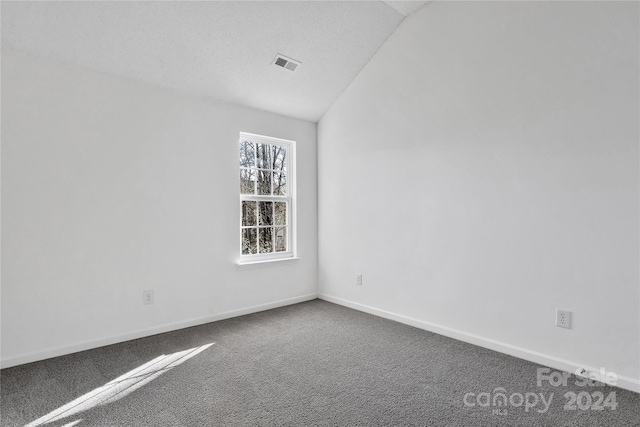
(1, 293), (317, 369)
(318, 293), (640, 394)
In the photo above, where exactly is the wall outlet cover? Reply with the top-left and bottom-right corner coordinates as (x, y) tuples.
(556, 309), (571, 329)
(143, 290), (154, 305)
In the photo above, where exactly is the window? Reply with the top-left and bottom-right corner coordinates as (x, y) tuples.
(239, 132), (295, 262)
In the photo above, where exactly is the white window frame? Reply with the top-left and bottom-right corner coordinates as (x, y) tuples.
(238, 132), (296, 263)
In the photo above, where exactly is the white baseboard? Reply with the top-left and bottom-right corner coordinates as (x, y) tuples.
(1, 293), (317, 369)
(318, 293), (640, 394)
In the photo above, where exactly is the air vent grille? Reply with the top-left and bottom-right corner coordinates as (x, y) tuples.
(273, 54), (301, 72)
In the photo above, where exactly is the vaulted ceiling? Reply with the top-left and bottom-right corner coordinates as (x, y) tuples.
(2, 1), (428, 122)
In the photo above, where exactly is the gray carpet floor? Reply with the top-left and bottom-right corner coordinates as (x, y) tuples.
(1, 299), (639, 426)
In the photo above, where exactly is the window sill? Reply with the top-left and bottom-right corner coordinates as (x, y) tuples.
(236, 257), (301, 270)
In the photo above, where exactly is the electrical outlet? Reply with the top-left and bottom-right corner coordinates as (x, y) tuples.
(556, 309), (571, 329)
(143, 290), (154, 305)
(356, 274), (363, 286)
(576, 368), (588, 378)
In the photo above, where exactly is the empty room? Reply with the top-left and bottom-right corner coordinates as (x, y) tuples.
(1, 1), (639, 426)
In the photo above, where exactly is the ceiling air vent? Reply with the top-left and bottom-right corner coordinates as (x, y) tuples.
(273, 54), (301, 72)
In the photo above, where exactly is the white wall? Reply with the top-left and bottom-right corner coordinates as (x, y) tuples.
(1, 50), (317, 366)
(318, 1), (639, 388)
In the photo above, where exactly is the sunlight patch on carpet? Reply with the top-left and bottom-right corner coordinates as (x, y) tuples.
(24, 343), (214, 426)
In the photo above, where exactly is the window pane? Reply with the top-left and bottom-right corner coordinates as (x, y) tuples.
(257, 170), (271, 195)
(239, 134), (294, 260)
(242, 201), (257, 226)
(240, 169), (255, 194)
(242, 228), (257, 254)
(239, 140), (255, 167)
(275, 227), (287, 252)
(273, 171), (286, 196)
(256, 143), (272, 169)
(259, 202), (273, 226)
(259, 227), (273, 253)
(275, 202), (286, 225)
(272, 145), (286, 171)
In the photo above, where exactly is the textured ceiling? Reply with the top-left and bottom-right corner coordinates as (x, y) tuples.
(2, 1), (428, 122)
